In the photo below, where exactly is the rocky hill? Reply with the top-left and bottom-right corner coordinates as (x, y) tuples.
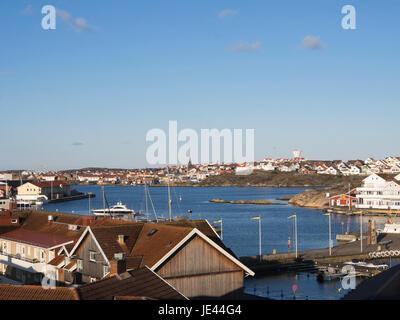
(199, 170), (364, 188)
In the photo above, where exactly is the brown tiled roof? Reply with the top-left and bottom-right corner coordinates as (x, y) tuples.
(76, 267), (186, 300)
(0, 228), (73, 248)
(126, 256), (143, 270)
(0, 284), (79, 300)
(131, 224), (193, 268)
(20, 211), (86, 238)
(91, 223), (144, 260)
(113, 296), (155, 300)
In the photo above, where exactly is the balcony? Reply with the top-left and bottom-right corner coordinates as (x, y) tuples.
(0, 251), (46, 273)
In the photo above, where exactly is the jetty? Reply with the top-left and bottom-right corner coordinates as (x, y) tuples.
(47, 192), (95, 204)
(210, 199), (280, 205)
(240, 233), (400, 277)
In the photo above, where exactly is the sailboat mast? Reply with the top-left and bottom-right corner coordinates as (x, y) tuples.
(167, 167), (172, 222)
(102, 186), (106, 213)
(144, 180), (149, 221)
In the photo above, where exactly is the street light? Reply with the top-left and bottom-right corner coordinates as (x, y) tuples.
(251, 216), (262, 262)
(323, 213), (332, 256)
(288, 215), (297, 259)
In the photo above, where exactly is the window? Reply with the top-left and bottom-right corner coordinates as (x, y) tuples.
(34, 248), (38, 259)
(77, 259), (83, 272)
(89, 251), (96, 262)
(40, 250), (45, 262)
(103, 265), (110, 277)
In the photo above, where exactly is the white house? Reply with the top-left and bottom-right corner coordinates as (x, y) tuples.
(356, 174), (400, 210)
(77, 175), (100, 183)
(260, 162), (275, 171)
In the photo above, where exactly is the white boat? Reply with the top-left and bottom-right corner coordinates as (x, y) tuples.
(377, 222), (400, 234)
(91, 201), (136, 216)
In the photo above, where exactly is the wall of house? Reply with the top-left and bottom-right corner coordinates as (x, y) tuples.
(156, 235), (244, 299)
(0, 239), (50, 262)
(73, 233), (108, 283)
(17, 183), (41, 196)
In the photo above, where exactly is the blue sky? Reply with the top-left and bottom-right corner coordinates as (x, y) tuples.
(0, 1), (399, 170)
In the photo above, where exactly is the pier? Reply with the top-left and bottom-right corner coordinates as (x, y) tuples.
(47, 192), (95, 204)
(240, 233), (400, 277)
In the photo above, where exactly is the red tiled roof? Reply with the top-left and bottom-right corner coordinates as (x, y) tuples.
(0, 228), (73, 248)
(48, 255), (65, 267)
(30, 181), (70, 188)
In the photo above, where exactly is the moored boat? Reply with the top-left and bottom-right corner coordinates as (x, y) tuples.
(91, 201), (136, 216)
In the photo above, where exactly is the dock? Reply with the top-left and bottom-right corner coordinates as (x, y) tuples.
(240, 233), (400, 277)
(47, 192), (95, 204)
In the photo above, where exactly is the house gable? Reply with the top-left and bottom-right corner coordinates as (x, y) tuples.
(155, 234), (242, 278)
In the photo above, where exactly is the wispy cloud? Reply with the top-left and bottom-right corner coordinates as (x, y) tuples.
(227, 41), (262, 52)
(71, 142), (84, 146)
(301, 35), (325, 50)
(57, 9), (96, 32)
(21, 4), (34, 15)
(218, 9), (239, 19)
(0, 72), (13, 77)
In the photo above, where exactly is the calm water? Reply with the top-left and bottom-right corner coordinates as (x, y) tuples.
(41, 185), (384, 300)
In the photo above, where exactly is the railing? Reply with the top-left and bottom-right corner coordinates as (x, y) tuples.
(0, 250), (41, 264)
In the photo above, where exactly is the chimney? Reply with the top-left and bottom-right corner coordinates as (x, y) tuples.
(110, 253), (126, 275)
(117, 234), (125, 245)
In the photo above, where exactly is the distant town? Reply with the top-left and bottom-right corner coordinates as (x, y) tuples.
(1, 155), (400, 188)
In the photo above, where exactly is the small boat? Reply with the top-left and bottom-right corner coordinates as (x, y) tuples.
(316, 267), (348, 282)
(91, 201), (136, 216)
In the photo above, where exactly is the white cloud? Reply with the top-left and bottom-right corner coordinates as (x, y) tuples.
(57, 9), (96, 32)
(301, 35), (325, 50)
(21, 4), (34, 15)
(218, 9), (239, 19)
(227, 41), (262, 52)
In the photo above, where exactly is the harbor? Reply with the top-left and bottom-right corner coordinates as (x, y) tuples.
(36, 184), (393, 299)
(1, 182), (400, 299)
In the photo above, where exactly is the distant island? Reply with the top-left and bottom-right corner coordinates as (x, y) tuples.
(210, 198), (280, 205)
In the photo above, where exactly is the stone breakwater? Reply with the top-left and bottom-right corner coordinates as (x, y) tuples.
(210, 199), (280, 205)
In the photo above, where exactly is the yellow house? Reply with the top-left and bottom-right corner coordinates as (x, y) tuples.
(17, 182), (70, 201)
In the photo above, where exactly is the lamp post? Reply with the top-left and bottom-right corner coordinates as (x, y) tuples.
(323, 213), (332, 256)
(288, 215), (297, 258)
(251, 216), (262, 262)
